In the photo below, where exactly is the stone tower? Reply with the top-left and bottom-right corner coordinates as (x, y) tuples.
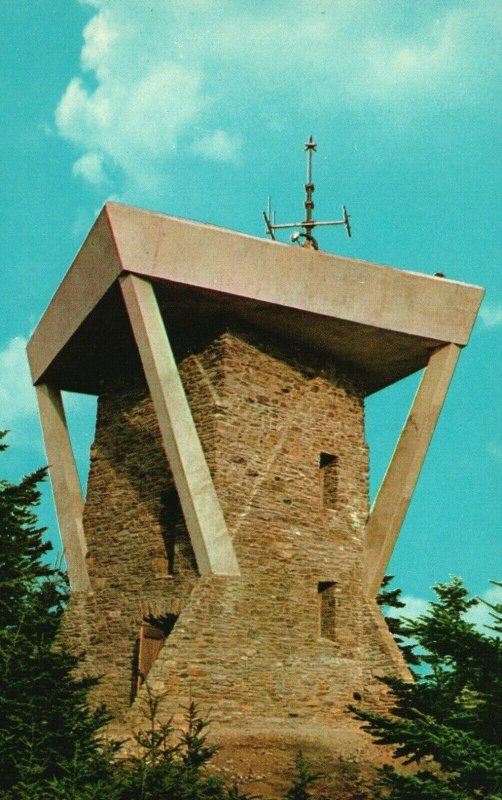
(27, 203), (483, 791)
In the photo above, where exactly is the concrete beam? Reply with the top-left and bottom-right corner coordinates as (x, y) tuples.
(364, 343), (461, 597)
(119, 273), (240, 577)
(35, 384), (91, 593)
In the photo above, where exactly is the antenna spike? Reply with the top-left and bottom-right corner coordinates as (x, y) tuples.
(262, 136), (352, 250)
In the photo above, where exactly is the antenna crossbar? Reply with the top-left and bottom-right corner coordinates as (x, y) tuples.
(263, 136), (351, 250)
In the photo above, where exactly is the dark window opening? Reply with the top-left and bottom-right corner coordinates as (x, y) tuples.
(160, 488), (183, 575)
(135, 613), (178, 696)
(318, 581), (336, 640)
(320, 452), (338, 509)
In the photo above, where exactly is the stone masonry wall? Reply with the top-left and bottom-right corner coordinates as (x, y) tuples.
(62, 377), (200, 713)
(62, 330), (408, 736)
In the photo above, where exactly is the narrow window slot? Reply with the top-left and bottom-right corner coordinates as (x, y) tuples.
(320, 452), (337, 509)
(318, 581), (336, 640)
(160, 488), (182, 575)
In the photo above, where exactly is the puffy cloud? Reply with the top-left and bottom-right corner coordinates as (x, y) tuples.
(399, 595), (429, 620)
(487, 441), (502, 463)
(191, 130), (241, 162)
(55, 1), (501, 189)
(479, 303), (502, 328)
(384, 594), (428, 623)
(386, 584), (502, 635)
(73, 151), (106, 184)
(80, 5), (118, 79)
(0, 337), (37, 427)
(0, 333), (100, 483)
(466, 584), (502, 632)
(56, 62), (204, 191)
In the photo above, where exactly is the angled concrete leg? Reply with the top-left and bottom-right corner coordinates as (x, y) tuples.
(364, 343), (461, 597)
(35, 384), (90, 593)
(120, 273), (240, 577)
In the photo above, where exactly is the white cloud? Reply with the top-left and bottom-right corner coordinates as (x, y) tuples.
(479, 303), (502, 328)
(400, 595), (429, 620)
(191, 130), (241, 162)
(73, 151), (107, 184)
(487, 441), (502, 463)
(80, 5), (118, 79)
(384, 594), (428, 623)
(0, 336), (97, 465)
(55, 1), (501, 189)
(0, 337), (37, 427)
(56, 61), (204, 192)
(386, 585), (502, 635)
(467, 584), (502, 631)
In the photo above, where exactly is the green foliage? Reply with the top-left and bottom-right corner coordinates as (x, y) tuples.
(0, 431), (112, 799)
(179, 699), (220, 773)
(481, 581), (502, 636)
(284, 752), (322, 800)
(17, 432), (502, 798)
(114, 692), (236, 800)
(0, 432), (328, 800)
(377, 574), (420, 665)
(354, 576), (502, 799)
(0, 434), (255, 799)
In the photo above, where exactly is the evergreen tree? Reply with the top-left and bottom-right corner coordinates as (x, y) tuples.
(377, 574), (420, 666)
(112, 693), (253, 800)
(0, 434), (258, 799)
(284, 753), (322, 800)
(353, 576), (502, 799)
(0, 431), (111, 799)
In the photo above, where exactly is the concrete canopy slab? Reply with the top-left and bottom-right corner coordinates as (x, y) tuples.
(27, 209), (123, 390)
(27, 202), (484, 396)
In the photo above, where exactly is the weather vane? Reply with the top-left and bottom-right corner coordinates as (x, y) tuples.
(263, 136), (351, 250)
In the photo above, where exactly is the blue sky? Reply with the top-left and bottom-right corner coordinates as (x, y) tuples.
(1, 1), (500, 615)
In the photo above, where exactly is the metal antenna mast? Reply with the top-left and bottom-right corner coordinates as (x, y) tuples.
(263, 136), (351, 250)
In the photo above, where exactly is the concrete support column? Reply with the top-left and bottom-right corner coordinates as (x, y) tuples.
(120, 273), (240, 577)
(364, 343), (461, 597)
(35, 384), (91, 593)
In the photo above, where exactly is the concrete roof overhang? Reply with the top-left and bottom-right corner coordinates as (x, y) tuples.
(27, 202), (484, 396)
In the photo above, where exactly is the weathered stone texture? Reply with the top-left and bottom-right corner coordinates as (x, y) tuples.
(62, 330), (407, 741)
